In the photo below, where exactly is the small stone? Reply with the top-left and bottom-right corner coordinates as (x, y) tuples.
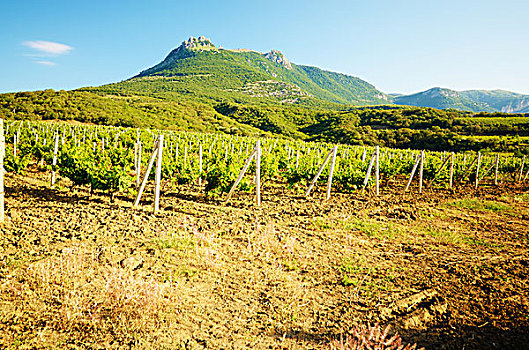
(121, 255), (144, 271)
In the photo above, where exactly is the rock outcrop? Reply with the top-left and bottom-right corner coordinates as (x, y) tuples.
(264, 50), (292, 70)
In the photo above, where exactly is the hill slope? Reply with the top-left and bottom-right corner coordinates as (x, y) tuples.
(98, 36), (390, 107)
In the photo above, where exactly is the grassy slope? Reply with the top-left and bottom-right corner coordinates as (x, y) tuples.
(0, 89), (268, 136)
(127, 48), (389, 107)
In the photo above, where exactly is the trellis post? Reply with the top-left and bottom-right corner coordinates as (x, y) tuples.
(326, 146), (338, 200)
(419, 150), (424, 194)
(475, 152), (481, 188)
(51, 134), (59, 186)
(494, 154), (499, 185)
(154, 135), (164, 213)
(375, 146), (380, 196)
(256, 140), (261, 206)
(0, 119), (4, 223)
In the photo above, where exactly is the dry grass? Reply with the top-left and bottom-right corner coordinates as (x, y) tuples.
(0, 246), (179, 348)
(329, 324), (423, 350)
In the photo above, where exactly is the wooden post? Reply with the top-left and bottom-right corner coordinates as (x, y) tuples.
(449, 152), (455, 189)
(136, 141), (142, 188)
(519, 155), (525, 182)
(154, 135), (164, 213)
(480, 159), (496, 181)
(0, 119), (4, 223)
(361, 147), (366, 162)
(419, 150), (424, 194)
(326, 146), (338, 200)
(475, 152), (481, 188)
(225, 147), (258, 203)
(51, 134), (59, 186)
(405, 154), (422, 192)
(198, 144), (203, 186)
(256, 140), (261, 206)
(524, 168), (529, 182)
(134, 140), (138, 179)
(460, 154), (479, 182)
(362, 151), (376, 191)
(305, 148), (334, 197)
(494, 154), (499, 185)
(375, 146), (380, 196)
(429, 155), (451, 186)
(133, 140), (159, 207)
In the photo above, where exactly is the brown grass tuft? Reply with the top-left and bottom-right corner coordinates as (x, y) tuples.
(330, 323), (423, 350)
(0, 246), (179, 347)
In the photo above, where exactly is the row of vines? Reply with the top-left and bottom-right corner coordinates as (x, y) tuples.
(3, 120), (527, 205)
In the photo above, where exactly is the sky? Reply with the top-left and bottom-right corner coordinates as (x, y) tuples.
(1, 0), (528, 95)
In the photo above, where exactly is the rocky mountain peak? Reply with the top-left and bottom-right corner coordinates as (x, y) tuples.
(264, 50), (292, 70)
(136, 36), (217, 77)
(182, 36), (216, 50)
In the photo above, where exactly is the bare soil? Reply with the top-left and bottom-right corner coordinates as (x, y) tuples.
(1, 166), (528, 349)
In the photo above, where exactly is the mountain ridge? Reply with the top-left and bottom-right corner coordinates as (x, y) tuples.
(393, 87), (529, 113)
(129, 36), (528, 113)
(128, 36), (390, 107)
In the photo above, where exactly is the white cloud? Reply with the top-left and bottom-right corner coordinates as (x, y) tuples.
(35, 60), (56, 66)
(23, 40), (73, 56)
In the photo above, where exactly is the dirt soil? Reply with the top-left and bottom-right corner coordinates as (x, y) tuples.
(1, 166), (528, 349)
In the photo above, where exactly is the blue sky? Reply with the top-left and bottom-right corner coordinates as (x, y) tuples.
(1, 0), (528, 94)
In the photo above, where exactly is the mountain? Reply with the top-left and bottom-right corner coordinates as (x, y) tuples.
(2, 35), (529, 153)
(393, 87), (494, 112)
(97, 36), (528, 114)
(98, 36), (390, 107)
(393, 87), (529, 113)
(459, 90), (529, 113)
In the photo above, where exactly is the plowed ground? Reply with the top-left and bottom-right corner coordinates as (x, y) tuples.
(1, 166), (528, 349)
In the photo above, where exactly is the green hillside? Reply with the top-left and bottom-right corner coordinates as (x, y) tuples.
(0, 89), (268, 136)
(106, 36), (390, 107)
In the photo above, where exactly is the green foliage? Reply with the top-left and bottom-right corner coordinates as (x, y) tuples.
(2, 120), (526, 205)
(58, 146), (92, 187)
(4, 146), (32, 174)
(57, 141), (133, 198)
(204, 156), (253, 198)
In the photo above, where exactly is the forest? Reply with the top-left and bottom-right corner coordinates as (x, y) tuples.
(1, 89), (528, 154)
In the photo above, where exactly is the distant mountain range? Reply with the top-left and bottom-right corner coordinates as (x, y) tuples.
(98, 36), (528, 113)
(393, 88), (529, 113)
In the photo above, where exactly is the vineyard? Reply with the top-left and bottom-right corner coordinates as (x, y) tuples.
(2, 120), (528, 209)
(0, 119), (528, 349)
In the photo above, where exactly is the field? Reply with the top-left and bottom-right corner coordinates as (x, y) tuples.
(1, 163), (528, 349)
